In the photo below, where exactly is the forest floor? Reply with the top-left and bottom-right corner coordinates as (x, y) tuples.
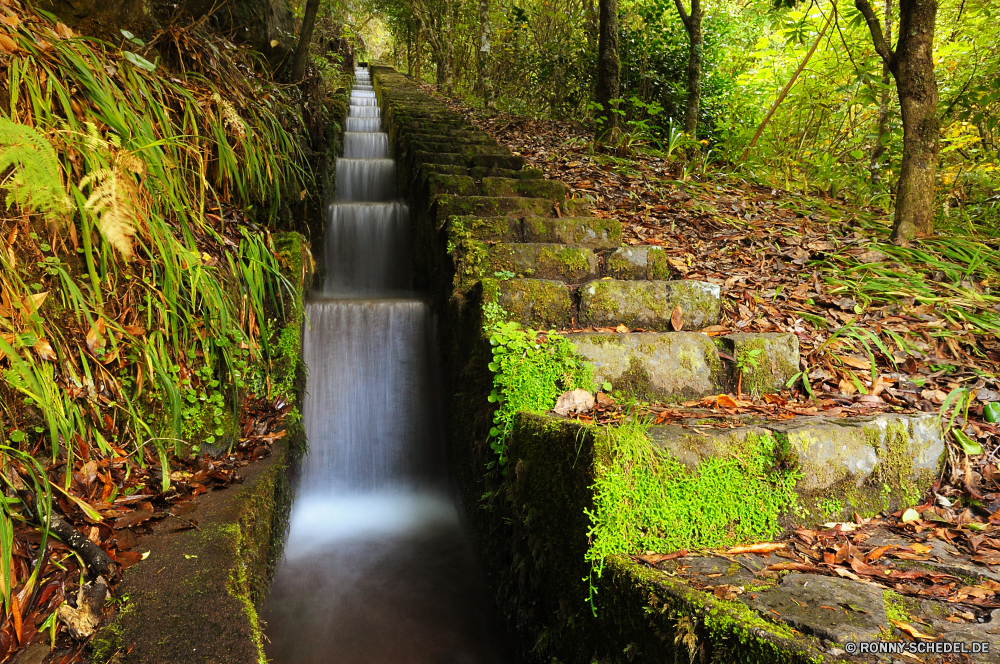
(423, 86), (1000, 643)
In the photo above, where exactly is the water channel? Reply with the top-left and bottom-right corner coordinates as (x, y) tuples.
(261, 68), (512, 664)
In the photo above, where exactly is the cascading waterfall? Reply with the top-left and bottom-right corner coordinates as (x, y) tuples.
(262, 67), (510, 664)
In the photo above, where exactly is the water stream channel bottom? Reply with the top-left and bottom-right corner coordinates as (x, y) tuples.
(261, 69), (511, 664)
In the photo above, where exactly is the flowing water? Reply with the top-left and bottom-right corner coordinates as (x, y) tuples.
(262, 68), (511, 664)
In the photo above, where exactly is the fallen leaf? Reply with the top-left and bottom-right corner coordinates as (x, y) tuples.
(725, 542), (785, 555)
(670, 306), (683, 331)
(891, 619), (936, 640)
(0, 33), (18, 54)
(55, 22), (74, 39)
(86, 317), (107, 353)
(33, 337), (57, 361)
(0, 14), (18, 28)
(553, 388), (595, 416)
(716, 394), (739, 408)
(637, 549), (687, 564)
(713, 584), (744, 600)
(615, 324), (629, 333)
(113, 509), (155, 529)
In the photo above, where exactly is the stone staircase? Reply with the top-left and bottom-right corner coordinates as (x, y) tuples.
(364, 66), (992, 663)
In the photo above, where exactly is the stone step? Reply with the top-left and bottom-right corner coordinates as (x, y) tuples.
(406, 130), (495, 144)
(470, 166), (542, 180)
(605, 246), (673, 279)
(480, 176), (565, 200)
(479, 277), (573, 329)
(566, 331), (798, 400)
(579, 279), (721, 331)
(454, 243), (599, 289)
(432, 195), (553, 228)
(644, 410), (943, 521)
(523, 215), (622, 249)
(446, 215), (621, 249)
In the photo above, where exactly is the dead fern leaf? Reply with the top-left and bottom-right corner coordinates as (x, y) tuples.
(79, 167), (139, 259)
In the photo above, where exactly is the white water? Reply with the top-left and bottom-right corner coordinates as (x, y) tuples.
(263, 67), (509, 664)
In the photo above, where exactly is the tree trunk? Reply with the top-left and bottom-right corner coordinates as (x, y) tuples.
(290, 0), (322, 82)
(415, 27), (423, 82)
(478, 0), (494, 109)
(445, 0), (455, 93)
(857, 0), (939, 243)
(595, 0), (620, 141)
(673, 0), (703, 139)
(869, 0), (893, 184)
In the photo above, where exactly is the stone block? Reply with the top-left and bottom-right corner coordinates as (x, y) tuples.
(647, 411), (945, 518)
(716, 333), (799, 395)
(561, 198), (592, 216)
(432, 195), (553, 229)
(425, 173), (476, 197)
(470, 167), (543, 180)
(567, 332), (724, 399)
(579, 280), (721, 331)
(480, 177), (566, 200)
(470, 154), (526, 171)
(480, 278), (573, 329)
(604, 246), (672, 280)
(487, 244), (598, 283)
(522, 216), (622, 250)
(443, 215), (520, 243)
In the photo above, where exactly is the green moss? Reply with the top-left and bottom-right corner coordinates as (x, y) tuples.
(883, 590), (914, 628)
(586, 422), (801, 584)
(869, 420), (922, 507)
(647, 249), (671, 280)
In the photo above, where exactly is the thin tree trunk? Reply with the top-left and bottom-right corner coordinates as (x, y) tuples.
(415, 27), (423, 82)
(595, 0), (620, 142)
(445, 0), (455, 93)
(856, 0), (939, 243)
(290, 0), (322, 82)
(673, 0), (703, 139)
(478, 0), (493, 109)
(742, 4), (835, 160)
(869, 0), (893, 184)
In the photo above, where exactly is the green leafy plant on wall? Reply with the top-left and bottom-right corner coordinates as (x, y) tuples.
(486, 321), (593, 470)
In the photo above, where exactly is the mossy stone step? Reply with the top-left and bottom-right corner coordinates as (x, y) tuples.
(470, 166), (542, 180)
(407, 140), (509, 157)
(647, 411), (944, 520)
(479, 277), (573, 329)
(567, 331), (798, 400)
(426, 173), (477, 197)
(432, 194), (553, 229)
(412, 150), (470, 167)
(455, 243), (599, 288)
(523, 215), (622, 250)
(579, 279), (721, 331)
(418, 163), (469, 177)
(481, 176), (565, 200)
(444, 215), (521, 242)
(407, 130), (496, 144)
(605, 246), (672, 279)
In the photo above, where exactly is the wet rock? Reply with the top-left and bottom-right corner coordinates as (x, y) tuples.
(579, 280), (721, 331)
(742, 573), (887, 643)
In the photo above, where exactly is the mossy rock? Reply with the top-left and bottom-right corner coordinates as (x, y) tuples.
(567, 332), (725, 400)
(561, 197), (592, 216)
(480, 277), (573, 328)
(604, 246), (671, 280)
(470, 166), (543, 180)
(480, 176), (566, 200)
(715, 332), (799, 395)
(432, 195), (553, 229)
(444, 215), (521, 243)
(579, 279), (721, 331)
(522, 215), (622, 250)
(425, 173), (477, 197)
(477, 243), (598, 285)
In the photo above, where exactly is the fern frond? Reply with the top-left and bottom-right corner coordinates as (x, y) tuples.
(0, 117), (72, 219)
(80, 167), (139, 259)
(213, 92), (247, 141)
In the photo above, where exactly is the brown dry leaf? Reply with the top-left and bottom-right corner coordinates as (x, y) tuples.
(865, 545), (893, 563)
(670, 306), (683, 331)
(762, 394), (786, 405)
(713, 584), (744, 600)
(838, 378), (858, 396)
(767, 562), (819, 572)
(891, 619), (936, 640)
(700, 325), (729, 336)
(0, 14), (18, 28)
(0, 33), (18, 53)
(615, 324), (629, 333)
(716, 394), (739, 409)
(33, 337), (57, 361)
(112, 509), (155, 530)
(637, 549), (687, 565)
(23, 291), (48, 314)
(55, 22), (74, 39)
(666, 256), (690, 275)
(871, 374), (889, 397)
(123, 324), (146, 336)
(836, 355), (871, 370)
(86, 318), (107, 353)
(832, 567), (863, 581)
(725, 542), (785, 555)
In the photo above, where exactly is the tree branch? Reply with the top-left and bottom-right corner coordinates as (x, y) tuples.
(673, 0), (692, 31)
(854, 0), (895, 70)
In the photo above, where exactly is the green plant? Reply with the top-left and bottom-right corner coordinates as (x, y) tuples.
(486, 321), (593, 469)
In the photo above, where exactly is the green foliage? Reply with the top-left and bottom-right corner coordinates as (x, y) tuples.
(0, 117), (71, 219)
(486, 321), (593, 467)
(585, 420), (800, 583)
